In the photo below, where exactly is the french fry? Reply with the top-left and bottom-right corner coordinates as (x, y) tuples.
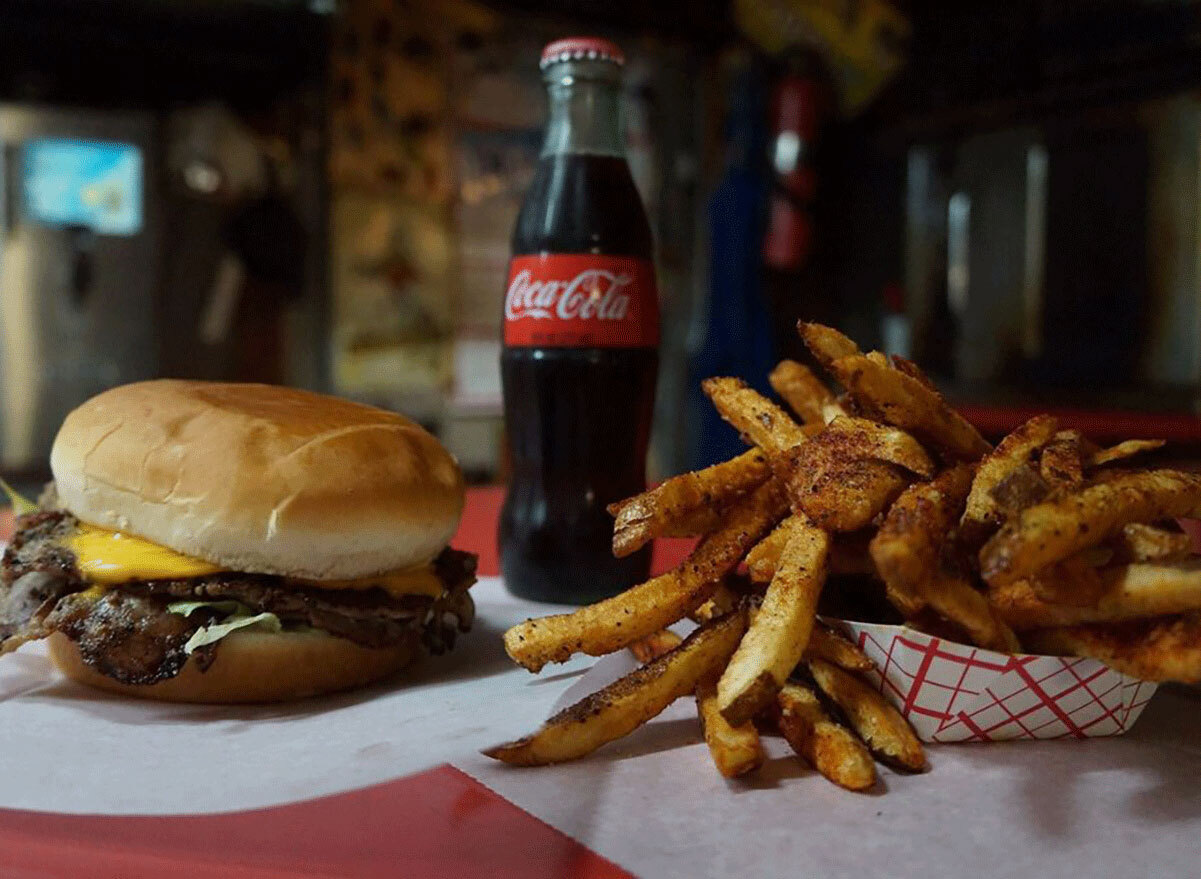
(702, 377), (808, 456)
(806, 659), (925, 772)
(774, 682), (876, 791)
(823, 416), (935, 477)
(787, 438), (910, 532)
(704, 590), (877, 672)
(485, 612), (747, 766)
(769, 359), (845, 425)
(492, 320), (1201, 786)
(628, 632), (764, 777)
(1024, 612), (1201, 683)
(799, 322), (990, 461)
(1027, 553), (1109, 608)
(1111, 522), (1193, 563)
(797, 322), (860, 365)
(923, 570), (1021, 653)
(608, 449), (772, 557)
(745, 516), (795, 583)
(989, 463), (1052, 520)
(980, 468), (1201, 587)
(806, 624), (875, 672)
(890, 354), (938, 391)
(1039, 431), (1086, 492)
(629, 634), (765, 777)
(750, 523), (876, 583)
(961, 415), (1059, 544)
(689, 580), (745, 625)
(1089, 439), (1165, 468)
(992, 560), (1201, 629)
(629, 629), (683, 663)
(718, 514), (829, 726)
(504, 481), (787, 672)
(870, 463), (975, 617)
(696, 675), (765, 778)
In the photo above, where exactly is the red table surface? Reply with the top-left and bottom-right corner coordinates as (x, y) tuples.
(0, 489), (645, 879)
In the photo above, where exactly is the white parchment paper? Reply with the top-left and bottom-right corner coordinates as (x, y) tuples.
(0, 578), (586, 814)
(465, 670), (1201, 879)
(2, 576), (1200, 879)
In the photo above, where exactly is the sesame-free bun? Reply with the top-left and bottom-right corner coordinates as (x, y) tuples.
(50, 380), (465, 580)
(46, 630), (418, 703)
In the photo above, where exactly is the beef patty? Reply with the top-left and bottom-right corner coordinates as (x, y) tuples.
(0, 510), (476, 686)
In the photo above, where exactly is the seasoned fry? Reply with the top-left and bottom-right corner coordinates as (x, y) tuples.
(629, 634), (765, 777)
(775, 682), (876, 791)
(823, 416), (935, 477)
(718, 514), (829, 726)
(992, 560), (1201, 629)
(797, 322), (860, 366)
(890, 354), (938, 391)
(799, 322), (990, 461)
(485, 613), (747, 766)
(769, 360), (845, 425)
(608, 449), (772, 557)
(689, 581), (745, 625)
(1028, 554), (1108, 608)
(1039, 431), (1086, 492)
(807, 659), (926, 772)
(961, 415), (1059, 542)
(1024, 612), (1201, 683)
(745, 516), (795, 583)
(749, 519), (877, 582)
(494, 319), (1201, 788)
(980, 468), (1201, 587)
(629, 635), (765, 777)
(924, 570), (1021, 653)
(696, 675), (765, 778)
(806, 624), (875, 672)
(1089, 439), (1165, 468)
(870, 463), (975, 617)
(629, 629), (683, 663)
(772, 388), (936, 535)
(869, 463), (1018, 650)
(988, 463), (1051, 519)
(505, 481), (787, 672)
(1111, 522), (1193, 564)
(787, 437), (910, 532)
(702, 377), (808, 456)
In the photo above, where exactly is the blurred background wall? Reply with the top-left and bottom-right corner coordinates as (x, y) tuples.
(3, 0), (1201, 489)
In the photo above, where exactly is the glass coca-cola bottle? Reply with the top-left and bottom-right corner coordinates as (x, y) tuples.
(499, 37), (659, 604)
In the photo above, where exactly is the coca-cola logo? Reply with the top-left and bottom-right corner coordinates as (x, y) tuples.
(505, 268), (632, 322)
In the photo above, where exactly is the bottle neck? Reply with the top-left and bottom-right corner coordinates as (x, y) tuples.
(541, 63), (625, 158)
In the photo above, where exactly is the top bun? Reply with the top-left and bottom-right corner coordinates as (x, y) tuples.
(50, 380), (464, 580)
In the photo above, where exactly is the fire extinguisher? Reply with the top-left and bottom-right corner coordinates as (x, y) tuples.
(761, 49), (833, 361)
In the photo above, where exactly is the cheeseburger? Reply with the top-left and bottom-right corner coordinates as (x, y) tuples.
(0, 381), (476, 702)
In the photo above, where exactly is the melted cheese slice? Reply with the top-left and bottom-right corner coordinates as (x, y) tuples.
(66, 524), (444, 599)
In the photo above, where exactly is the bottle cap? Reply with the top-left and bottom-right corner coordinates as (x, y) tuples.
(540, 37), (625, 70)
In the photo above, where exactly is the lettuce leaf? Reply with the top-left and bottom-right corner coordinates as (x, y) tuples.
(0, 478), (38, 516)
(168, 600), (282, 654)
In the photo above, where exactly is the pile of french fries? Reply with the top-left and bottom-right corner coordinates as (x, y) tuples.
(485, 322), (1201, 790)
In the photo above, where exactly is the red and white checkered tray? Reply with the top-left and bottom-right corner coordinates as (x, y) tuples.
(836, 620), (1158, 743)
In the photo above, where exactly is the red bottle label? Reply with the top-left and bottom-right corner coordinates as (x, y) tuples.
(503, 254), (659, 348)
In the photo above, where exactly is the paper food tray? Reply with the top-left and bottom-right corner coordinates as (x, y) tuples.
(834, 619), (1158, 743)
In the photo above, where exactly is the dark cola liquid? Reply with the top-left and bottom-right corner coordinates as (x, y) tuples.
(500, 154), (658, 604)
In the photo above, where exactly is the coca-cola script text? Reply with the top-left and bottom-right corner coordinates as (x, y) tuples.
(503, 254), (658, 348)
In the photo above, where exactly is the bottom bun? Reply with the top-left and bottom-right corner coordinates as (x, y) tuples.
(47, 630), (419, 704)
